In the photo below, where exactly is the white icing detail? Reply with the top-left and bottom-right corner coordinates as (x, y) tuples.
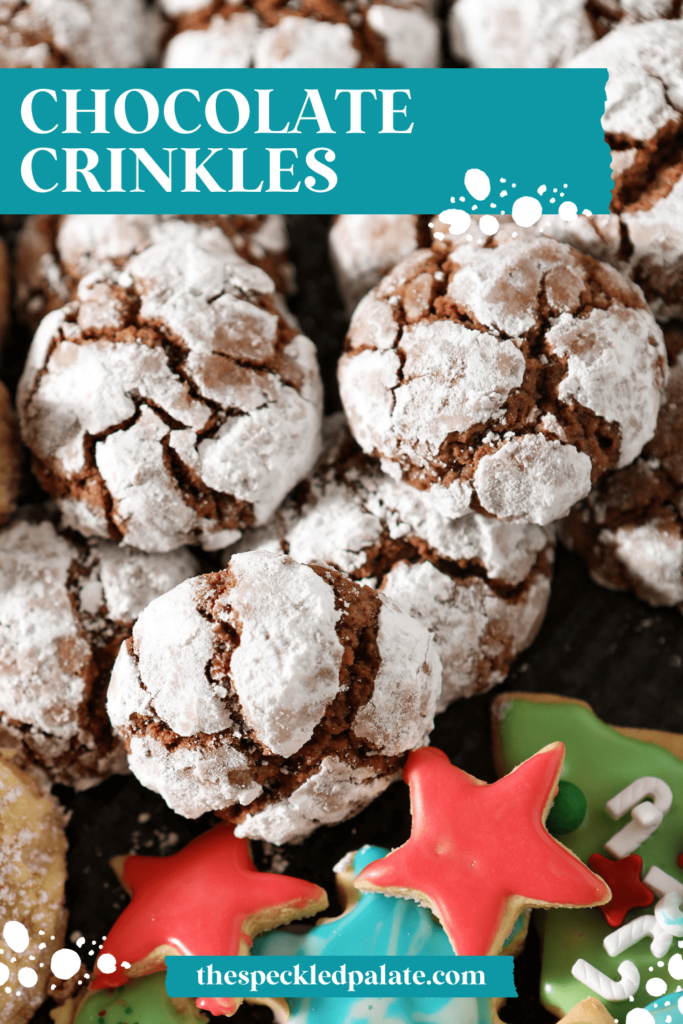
(604, 894), (683, 960)
(234, 757), (398, 845)
(644, 867), (683, 900)
(571, 958), (640, 1001)
(474, 435), (592, 525)
(225, 552), (343, 757)
(351, 592), (439, 755)
(604, 776), (673, 859)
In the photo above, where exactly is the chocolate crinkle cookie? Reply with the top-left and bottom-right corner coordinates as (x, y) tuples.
(14, 213), (295, 331)
(228, 416), (554, 712)
(0, 0), (162, 67)
(107, 548), (441, 845)
(0, 380), (21, 527)
(17, 220), (323, 553)
(0, 510), (199, 788)
(337, 234), (668, 526)
(542, 21), (683, 323)
(448, 0), (680, 69)
(561, 323), (683, 609)
(160, 0), (440, 69)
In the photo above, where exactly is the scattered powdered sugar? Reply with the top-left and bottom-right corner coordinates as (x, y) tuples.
(234, 757), (399, 846)
(224, 552), (343, 757)
(474, 435), (593, 525)
(351, 593), (440, 755)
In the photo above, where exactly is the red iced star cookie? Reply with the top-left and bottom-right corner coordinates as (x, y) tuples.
(588, 853), (654, 927)
(355, 745), (610, 957)
(91, 823), (327, 1016)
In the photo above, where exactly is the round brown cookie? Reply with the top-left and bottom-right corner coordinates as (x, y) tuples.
(0, 509), (200, 788)
(0, 381), (21, 527)
(0, 0), (162, 67)
(448, 0), (680, 68)
(560, 323), (683, 608)
(0, 750), (67, 1024)
(338, 235), (667, 526)
(544, 21), (683, 322)
(161, 0), (440, 69)
(108, 548), (442, 845)
(227, 415), (554, 712)
(15, 214), (295, 331)
(17, 219), (323, 553)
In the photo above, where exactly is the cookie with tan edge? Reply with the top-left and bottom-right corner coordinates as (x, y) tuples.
(108, 548), (442, 845)
(354, 744), (610, 957)
(15, 214), (295, 330)
(338, 235), (668, 525)
(0, 381), (21, 527)
(0, 750), (68, 1024)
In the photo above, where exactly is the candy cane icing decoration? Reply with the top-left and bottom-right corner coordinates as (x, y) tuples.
(604, 777), (673, 859)
(603, 892), (683, 959)
(571, 958), (640, 1001)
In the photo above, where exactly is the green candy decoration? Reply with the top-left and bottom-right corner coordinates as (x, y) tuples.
(546, 780), (587, 836)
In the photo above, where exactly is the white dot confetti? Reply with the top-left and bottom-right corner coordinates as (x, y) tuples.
(537, 185), (547, 195)
(97, 954), (117, 975)
(464, 168), (490, 201)
(478, 215), (499, 236)
(17, 968), (38, 989)
(625, 1009), (656, 1024)
(3, 922), (29, 954)
(512, 196), (542, 227)
(51, 948), (82, 980)
(669, 953), (683, 980)
(558, 201), (578, 222)
(438, 209), (471, 235)
(647, 978), (668, 997)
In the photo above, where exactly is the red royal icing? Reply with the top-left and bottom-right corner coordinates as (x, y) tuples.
(679, 850), (683, 870)
(588, 853), (654, 928)
(91, 822), (325, 1015)
(356, 745), (610, 957)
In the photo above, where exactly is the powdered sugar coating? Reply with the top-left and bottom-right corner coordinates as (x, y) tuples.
(330, 215), (423, 313)
(18, 221), (323, 553)
(109, 549), (440, 837)
(161, 2), (440, 69)
(0, 514), (198, 787)
(227, 418), (554, 710)
(448, 0), (679, 68)
(226, 552), (343, 757)
(0, 0), (162, 68)
(561, 335), (683, 612)
(15, 214), (294, 330)
(0, 381), (20, 527)
(339, 237), (667, 524)
(234, 756), (399, 846)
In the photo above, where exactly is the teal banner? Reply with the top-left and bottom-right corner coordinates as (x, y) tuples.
(0, 69), (611, 214)
(164, 954), (517, 999)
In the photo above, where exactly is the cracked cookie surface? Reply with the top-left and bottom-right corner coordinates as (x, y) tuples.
(229, 415), (554, 711)
(161, 0), (440, 69)
(108, 548), (441, 844)
(17, 220), (323, 553)
(15, 214), (295, 331)
(561, 323), (683, 609)
(0, 510), (199, 787)
(338, 235), (667, 525)
(0, 380), (21, 527)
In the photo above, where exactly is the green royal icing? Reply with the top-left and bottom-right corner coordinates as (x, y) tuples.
(496, 697), (683, 1023)
(73, 972), (206, 1024)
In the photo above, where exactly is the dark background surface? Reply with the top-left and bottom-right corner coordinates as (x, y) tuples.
(3, 214), (679, 1024)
